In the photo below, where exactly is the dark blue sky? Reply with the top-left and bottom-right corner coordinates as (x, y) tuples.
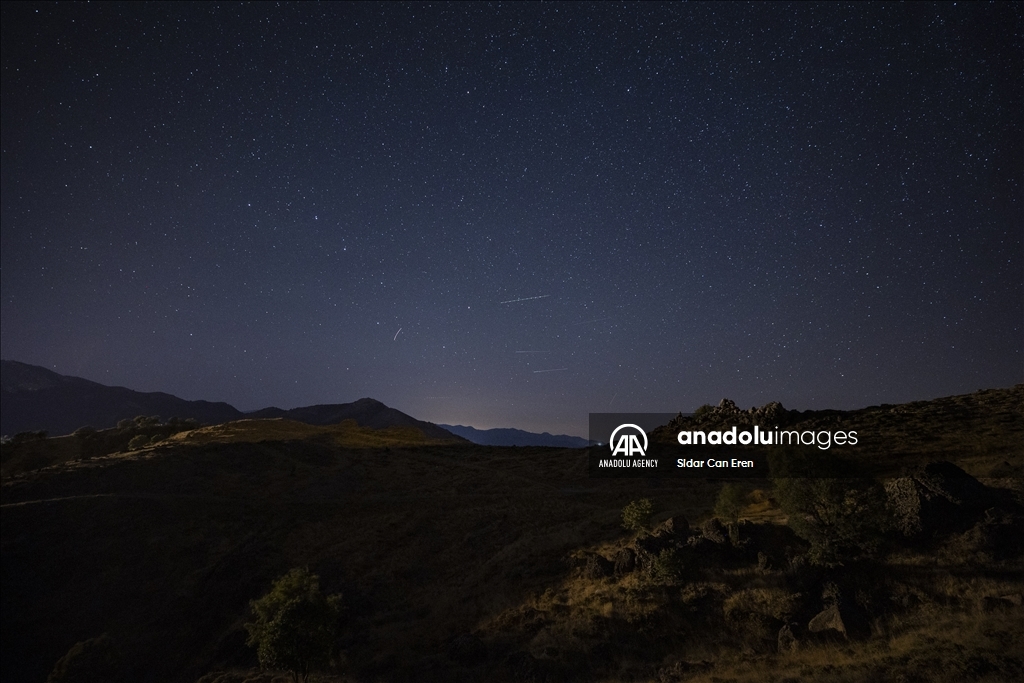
(2, 2), (1020, 435)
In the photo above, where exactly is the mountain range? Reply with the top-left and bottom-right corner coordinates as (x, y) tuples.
(438, 424), (589, 448)
(0, 360), (579, 445)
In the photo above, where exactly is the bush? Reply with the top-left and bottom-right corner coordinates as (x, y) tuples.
(621, 498), (654, 534)
(244, 567), (344, 683)
(46, 633), (122, 683)
(12, 430), (48, 443)
(128, 435), (149, 450)
(650, 548), (684, 584)
(715, 483), (746, 526)
(769, 449), (885, 566)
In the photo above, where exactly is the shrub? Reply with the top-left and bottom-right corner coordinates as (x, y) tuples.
(621, 498), (654, 534)
(13, 430), (48, 443)
(650, 548), (684, 584)
(715, 483), (746, 525)
(244, 567), (343, 683)
(128, 435), (149, 450)
(769, 448), (885, 566)
(715, 483), (747, 544)
(46, 633), (122, 683)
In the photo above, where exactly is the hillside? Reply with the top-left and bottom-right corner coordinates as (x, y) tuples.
(439, 424), (589, 448)
(1, 360), (243, 436)
(0, 361), (462, 443)
(1, 385), (1022, 683)
(248, 399), (462, 443)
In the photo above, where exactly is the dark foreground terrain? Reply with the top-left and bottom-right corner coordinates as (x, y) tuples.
(2, 386), (1022, 682)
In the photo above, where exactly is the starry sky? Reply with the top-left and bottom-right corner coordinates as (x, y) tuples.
(2, 2), (1021, 436)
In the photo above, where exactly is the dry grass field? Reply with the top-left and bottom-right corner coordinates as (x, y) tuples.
(2, 386), (1021, 682)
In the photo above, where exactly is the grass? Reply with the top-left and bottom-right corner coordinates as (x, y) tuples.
(2, 384), (1021, 682)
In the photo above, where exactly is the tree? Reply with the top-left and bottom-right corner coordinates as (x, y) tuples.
(621, 498), (654, 534)
(769, 448), (885, 566)
(245, 567), (343, 683)
(715, 483), (746, 544)
(714, 483), (746, 526)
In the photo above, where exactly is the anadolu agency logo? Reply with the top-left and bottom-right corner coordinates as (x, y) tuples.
(609, 423), (648, 457)
(598, 423), (659, 470)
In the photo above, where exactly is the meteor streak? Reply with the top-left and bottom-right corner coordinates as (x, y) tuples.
(500, 294), (550, 304)
(533, 367), (568, 373)
(393, 327), (402, 341)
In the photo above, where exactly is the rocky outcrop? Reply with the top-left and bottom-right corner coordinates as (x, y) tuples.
(653, 515), (688, 537)
(699, 518), (728, 544)
(614, 548), (636, 575)
(884, 462), (1003, 539)
(583, 554), (614, 579)
(777, 624), (799, 653)
(661, 399), (798, 433)
(808, 605), (847, 637)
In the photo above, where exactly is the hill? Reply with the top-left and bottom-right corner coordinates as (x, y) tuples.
(249, 399), (462, 443)
(0, 360), (242, 436)
(1, 385), (1022, 683)
(0, 361), (463, 443)
(439, 424), (589, 448)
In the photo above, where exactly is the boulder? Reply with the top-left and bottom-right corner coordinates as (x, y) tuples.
(885, 462), (999, 538)
(808, 605), (847, 638)
(652, 515), (688, 537)
(582, 554), (613, 579)
(614, 548), (636, 575)
(777, 623), (799, 653)
(699, 518), (728, 544)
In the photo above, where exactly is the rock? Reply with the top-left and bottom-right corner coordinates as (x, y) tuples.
(1000, 593), (1023, 606)
(582, 554), (613, 579)
(808, 605), (847, 638)
(657, 660), (714, 682)
(884, 461), (999, 539)
(653, 515), (688, 537)
(614, 548), (636, 575)
(633, 532), (679, 574)
(752, 401), (788, 426)
(777, 624), (799, 653)
(700, 518), (727, 544)
(718, 398), (740, 413)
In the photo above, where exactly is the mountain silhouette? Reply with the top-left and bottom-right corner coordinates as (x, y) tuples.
(439, 423), (588, 448)
(249, 399), (464, 442)
(1, 360), (243, 436)
(0, 360), (462, 441)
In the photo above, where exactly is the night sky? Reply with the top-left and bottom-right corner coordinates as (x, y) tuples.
(2, 2), (1021, 436)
